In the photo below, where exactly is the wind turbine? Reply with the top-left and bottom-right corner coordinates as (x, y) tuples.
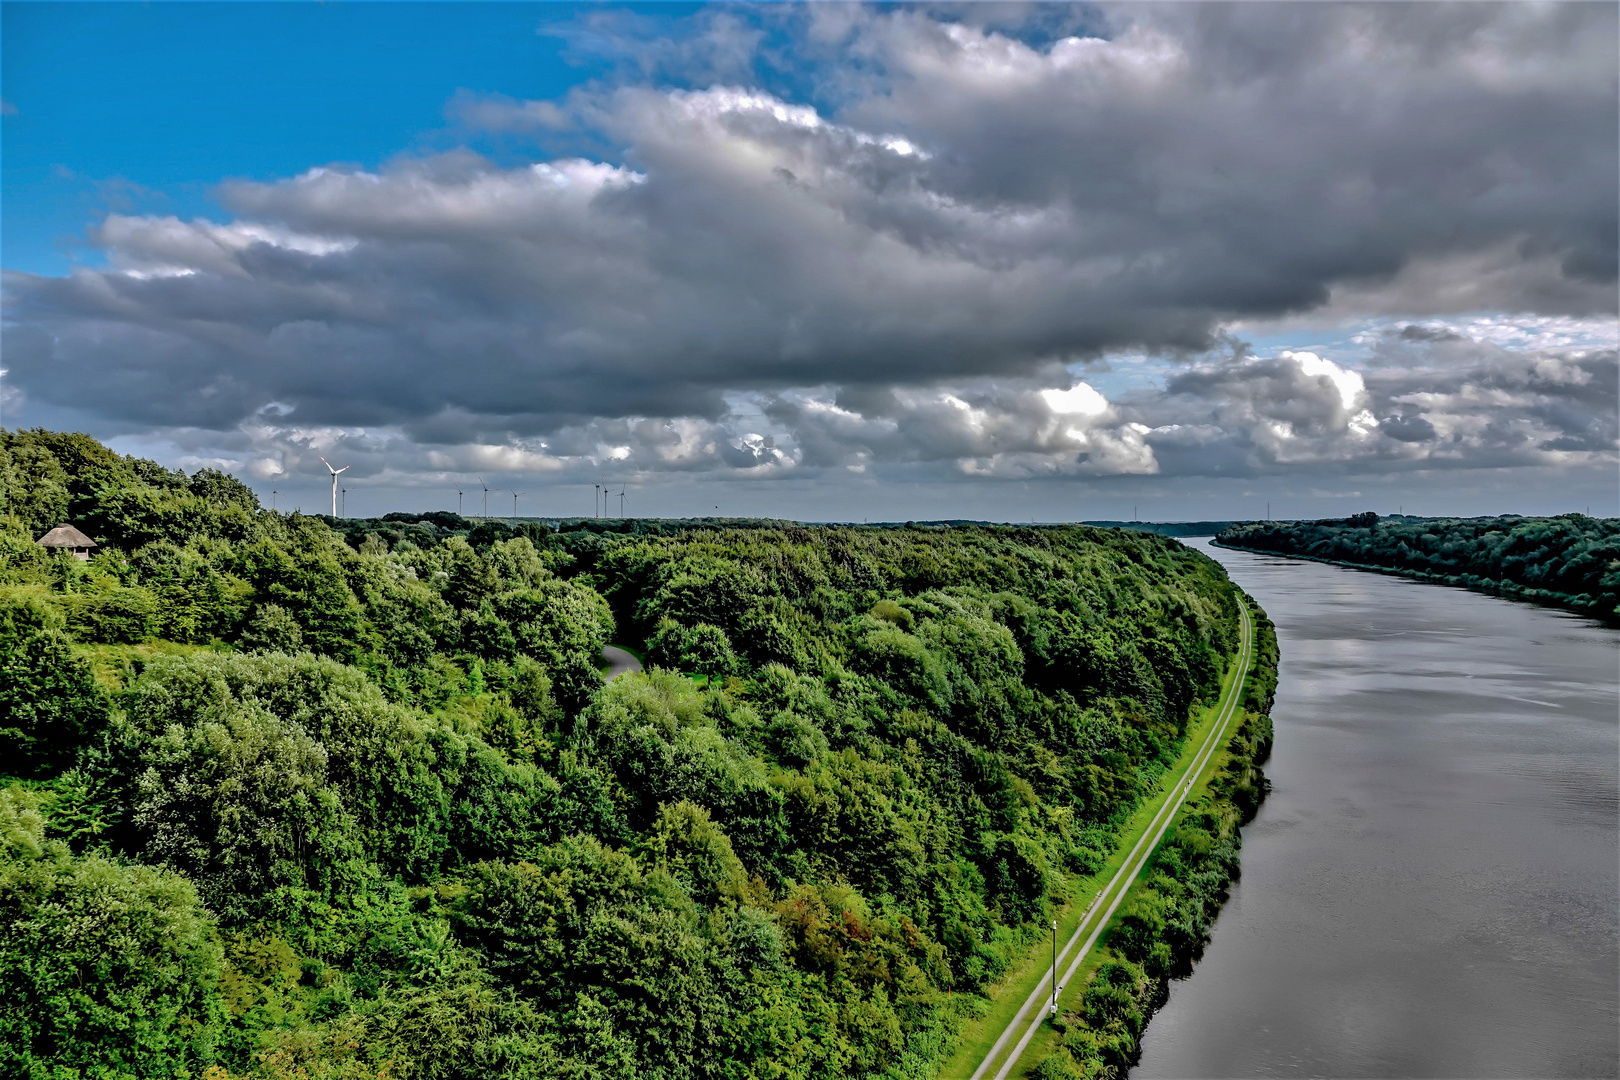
(594, 483), (601, 519)
(456, 488), (464, 517)
(618, 485), (626, 518)
(318, 456), (349, 518)
(478, 477), (490, 519)
(341, 487), (347, 518)
(271, 489), (279, 511)
(511, 490), (526, 522)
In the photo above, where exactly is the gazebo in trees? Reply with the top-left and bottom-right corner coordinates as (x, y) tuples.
(36, 524), (98, 561)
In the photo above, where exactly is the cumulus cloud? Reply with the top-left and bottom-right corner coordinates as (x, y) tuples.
(760, 379), (1157, 479)
(1140, 338), (1617, 477)
(1, 3), (1614, 502)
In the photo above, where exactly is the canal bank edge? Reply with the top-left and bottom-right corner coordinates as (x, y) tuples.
(1210, 537), (1619, 624)
(1019, 597), (1279, 1080)
(941, 593), (1276, 1080)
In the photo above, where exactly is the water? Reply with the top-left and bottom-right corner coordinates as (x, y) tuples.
(1133, 540), (1619, 1079)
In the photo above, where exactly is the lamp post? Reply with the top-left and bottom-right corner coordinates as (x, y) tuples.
(1050, 918), (1058, 1017)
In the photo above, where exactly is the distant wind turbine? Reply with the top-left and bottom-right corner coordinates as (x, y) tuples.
(618, 485), (626, 518)
(511, 490), (526, 522)
(341, 487), (347, 518)
(318, 456), (350, 518)
(456, 488), (464, 517)
(271, 489), (279, 511)
(594, 483), (601, 519)
(478, 477), (489, 519)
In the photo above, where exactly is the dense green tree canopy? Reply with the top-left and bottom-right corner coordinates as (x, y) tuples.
(1217, 512), (1619, 618)
(1, 429), (1262, 1080)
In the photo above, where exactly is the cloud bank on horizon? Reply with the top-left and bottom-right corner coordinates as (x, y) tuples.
(2, 3), (1616, 518)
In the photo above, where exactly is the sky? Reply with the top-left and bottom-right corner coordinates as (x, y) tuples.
(2, 2), (1616, 523)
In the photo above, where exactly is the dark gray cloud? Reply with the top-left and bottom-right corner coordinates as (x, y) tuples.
(1399, 325), (1464, 344)
(1139, 336), (1617, 477)
(1, 3), (1614, 503)
(94, 331), (1605, 494)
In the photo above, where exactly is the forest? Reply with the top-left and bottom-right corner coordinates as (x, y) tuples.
(2, 428), (1267, 1080)
(1215, 512), (1620, 619)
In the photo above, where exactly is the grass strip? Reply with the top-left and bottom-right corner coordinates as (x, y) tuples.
(939, 604), (1255, 1079)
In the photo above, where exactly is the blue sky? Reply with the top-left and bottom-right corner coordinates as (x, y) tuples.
(2, 3), (1615, 521)
(3, 2), (613, 274)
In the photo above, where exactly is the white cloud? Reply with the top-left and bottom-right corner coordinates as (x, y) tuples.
(1, 4), (1613, 511)
(1041, 383), (1110, 418)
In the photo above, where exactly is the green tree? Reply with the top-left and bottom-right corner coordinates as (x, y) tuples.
(2, 439), (70, 534)
(0, 594), (109, 778)
(0, 849), (227, 1079)
(643, 800), (748, 907)
(241, 602), (306, 652)
(65, 584), (162, 643)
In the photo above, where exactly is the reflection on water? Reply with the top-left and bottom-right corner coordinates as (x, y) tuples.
(1133, 541), (1619, 1079)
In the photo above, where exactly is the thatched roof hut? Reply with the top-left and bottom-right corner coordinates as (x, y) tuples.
(36, 524), (98, 561)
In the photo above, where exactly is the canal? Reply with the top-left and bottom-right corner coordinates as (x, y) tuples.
(1133, 540), (1619, 1078)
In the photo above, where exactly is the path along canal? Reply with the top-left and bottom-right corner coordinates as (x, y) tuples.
(1132, 539), (1619, 1078)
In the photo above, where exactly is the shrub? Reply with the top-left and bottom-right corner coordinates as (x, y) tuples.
(1031, 1049), (1084, 1080)
(648, 618), (740, 678)
(65, 585), (161, 643)
(0, 850), (226, 1078)
(240, 602), (305, 652)
(0, 594), (109, 778)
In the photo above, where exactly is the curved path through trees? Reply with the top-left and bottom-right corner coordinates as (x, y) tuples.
(966, 602), (1255, 1080)
(602, 645), (644, 681)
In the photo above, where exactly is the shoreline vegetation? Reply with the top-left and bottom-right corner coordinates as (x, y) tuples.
(1003, 601), (1277, 1080)
(1214, 513), (1619, 622)
(4, 428), (1266, 1080)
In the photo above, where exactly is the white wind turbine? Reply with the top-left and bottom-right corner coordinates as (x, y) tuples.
(478, 477), (490, 519)
(510, 490), (527, 523)
(318, 456), (350, 518)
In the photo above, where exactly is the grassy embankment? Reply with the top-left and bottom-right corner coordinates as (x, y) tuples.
(940, 599), (1263, 1079)
(1004, 604), (1275, 1078)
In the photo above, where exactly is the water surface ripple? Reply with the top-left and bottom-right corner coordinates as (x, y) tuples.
(1133, 540), (1619, 1079)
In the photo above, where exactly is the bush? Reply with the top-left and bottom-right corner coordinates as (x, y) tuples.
(240, 602), (305, 652)
(1031, 1049), (1084, 1080)
(643, 800), (748, 906)
(648, 618), (740, 678)
(0, 595), (109, 778)
(65, 585), (161, 643)
(981, 832), (1052, 924)
(0, 788), (46, 861)
(0, 850), (226, 1078)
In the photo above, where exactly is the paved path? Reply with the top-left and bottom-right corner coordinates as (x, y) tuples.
(602, 645), (643, 681)
(968, 603), (1255, 1080)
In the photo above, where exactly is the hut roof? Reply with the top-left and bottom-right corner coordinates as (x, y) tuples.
(36, 524), (98, 549)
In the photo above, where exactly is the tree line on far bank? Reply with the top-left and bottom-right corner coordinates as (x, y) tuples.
(1216, 512), (1619, 619)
